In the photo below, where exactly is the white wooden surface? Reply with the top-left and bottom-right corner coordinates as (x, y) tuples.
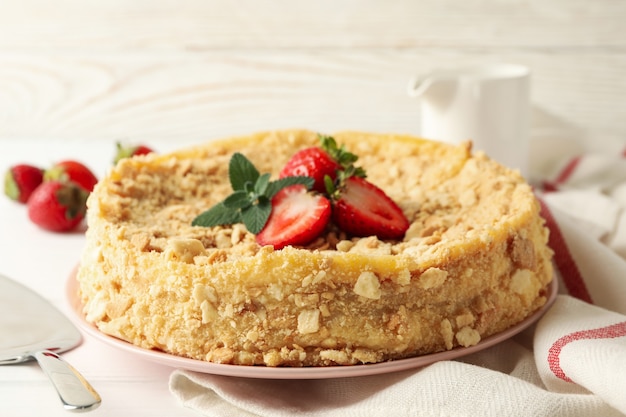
(0, 1), (624, 416)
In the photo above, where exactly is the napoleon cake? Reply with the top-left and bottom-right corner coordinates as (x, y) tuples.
(76, 129), (553, 367)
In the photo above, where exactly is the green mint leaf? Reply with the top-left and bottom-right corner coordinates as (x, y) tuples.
(229, 153), (259, 191)
(192, 203), (241, 227)
(244, 181), (255, 194)
(266, 176), (314, 199)
(254, 173), (271, 195)
(241, 199), (272, 234)
(223, 190), (252, 210)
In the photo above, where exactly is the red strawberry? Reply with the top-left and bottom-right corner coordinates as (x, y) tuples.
(332, 176), (409, 240)
(256, 185), (331, 249)
(4, 164), (44, 203)
(45, 160), (98, 192)
(27, 180), (89, 232)
(114, 142), (154, 164)
(279, 147), (340, 194)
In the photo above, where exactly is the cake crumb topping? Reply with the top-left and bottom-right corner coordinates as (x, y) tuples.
(353, 271), (381, 300)
(77, 129), (554, 368)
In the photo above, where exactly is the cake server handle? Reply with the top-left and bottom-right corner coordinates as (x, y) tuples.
(34, 350), (101, 412)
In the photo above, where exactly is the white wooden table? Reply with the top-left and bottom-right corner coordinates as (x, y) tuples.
(1, 1), (624, 416)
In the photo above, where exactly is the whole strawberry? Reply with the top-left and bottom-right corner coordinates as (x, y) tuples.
(279, 147), (340, 193)
(279, 135), (361, 194)
(45, 160), (98, 192)
(4, 164), (44, 203)
(114, 142), (154, 164)
(27, 180), (89, 232)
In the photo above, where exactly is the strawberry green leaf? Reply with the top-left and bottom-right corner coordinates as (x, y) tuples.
(55, 184), (89, 220)
(4, 170), (19, 201)
(318, 133), (368, 200)
(319, 134), (358, 167)
(192, 203), (241, 227)
(229, 152), (259, 191)
(114, 142), (134, 164)
(324, 174), (336, 196)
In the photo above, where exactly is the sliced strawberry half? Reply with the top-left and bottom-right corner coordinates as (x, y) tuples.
(279, 147), (340, 194)
(256, 185), (331, 249)
(332, 176), (409, 240)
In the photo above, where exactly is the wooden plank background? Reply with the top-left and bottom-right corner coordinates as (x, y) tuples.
(0, 0), (624, 155)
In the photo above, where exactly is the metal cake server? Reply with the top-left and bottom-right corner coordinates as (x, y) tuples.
(0, 274), (101, 412)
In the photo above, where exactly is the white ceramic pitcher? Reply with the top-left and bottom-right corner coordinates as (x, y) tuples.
(408, 64), (531, 177)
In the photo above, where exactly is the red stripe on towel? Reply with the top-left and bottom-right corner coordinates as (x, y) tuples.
(542, 156), (582, 192)
(548, 321), (626, 382)
(555, 156), (582, 183)
(538, 199), (593, 304)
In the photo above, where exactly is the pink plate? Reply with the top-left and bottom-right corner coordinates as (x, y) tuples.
(67, 272), (557, 379)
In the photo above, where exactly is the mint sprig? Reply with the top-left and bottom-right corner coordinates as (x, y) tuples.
(192, 152), (314, 234)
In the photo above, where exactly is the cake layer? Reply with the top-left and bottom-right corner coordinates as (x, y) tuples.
(77, 130), (553, 366)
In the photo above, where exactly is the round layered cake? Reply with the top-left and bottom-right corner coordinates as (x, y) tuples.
(76, 130), (553, 367)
